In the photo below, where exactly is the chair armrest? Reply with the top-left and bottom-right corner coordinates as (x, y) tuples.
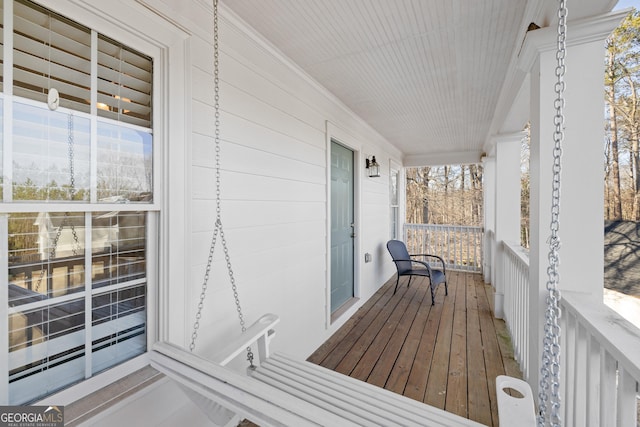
(393, 258), (435, 275)
(410, 254), (446, 273)
(210, 313), (280, 366)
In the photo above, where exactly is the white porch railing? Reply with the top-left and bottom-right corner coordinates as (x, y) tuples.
(499, 240), (640, 426)
(560, 292), (640, 427)
(502, 241), (530, 380)
(404, 224), (483, 272)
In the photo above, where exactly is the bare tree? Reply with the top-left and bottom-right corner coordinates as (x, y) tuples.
(605, 9), (640, 220)
(606, 40), (624, 220)
(406, 164), (483, 226)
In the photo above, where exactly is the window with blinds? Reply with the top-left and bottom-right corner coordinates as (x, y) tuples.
(8, 0), (153, 202)
(97, 35), (152, 127)
(2, 0), (155, 405)
(13, 0), (91, 113)
(12, 0), (152, 127)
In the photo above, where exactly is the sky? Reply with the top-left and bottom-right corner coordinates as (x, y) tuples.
(614, 0), (640, 10)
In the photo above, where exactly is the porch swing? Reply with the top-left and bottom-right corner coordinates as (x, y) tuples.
(150, 0), (569, 425)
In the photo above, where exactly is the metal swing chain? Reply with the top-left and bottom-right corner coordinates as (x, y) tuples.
(35, 23), (82, 294)
(34, 112), (81, 294)
(538, 1), (567, 426)
(189, 0), (255, 368)
(66, 112), (82, 254)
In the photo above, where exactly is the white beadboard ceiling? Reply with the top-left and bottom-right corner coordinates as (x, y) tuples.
(224, 0), (616, 165)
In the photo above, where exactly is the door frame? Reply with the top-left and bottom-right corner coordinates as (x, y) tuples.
(325, 121), (362, 327)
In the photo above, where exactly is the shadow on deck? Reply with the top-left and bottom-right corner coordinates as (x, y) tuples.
(307, 271), (522, 427)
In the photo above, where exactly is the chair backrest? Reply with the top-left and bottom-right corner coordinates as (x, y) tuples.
(386, 240), (412, 274)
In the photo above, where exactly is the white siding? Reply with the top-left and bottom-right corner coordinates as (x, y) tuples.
(42, 0), (403, 368)
(161, 0), (403, 363)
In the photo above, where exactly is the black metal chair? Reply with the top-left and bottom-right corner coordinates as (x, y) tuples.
(386, 240), (448, 305)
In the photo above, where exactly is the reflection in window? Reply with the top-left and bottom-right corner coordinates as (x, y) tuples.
(9, 298), (86, 352)
(97, 122), (152, 202)
(91, 283), (146, 374)
(8, 212), (86, 306)
(7, 211), (147, 403)
(91, 211), (146, 289)
(12, 102), (90, 201)
(8, 297), (86, 405)
(90, 211), (146, 375)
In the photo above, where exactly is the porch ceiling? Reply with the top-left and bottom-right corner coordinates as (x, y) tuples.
(224, 0), (616, 166)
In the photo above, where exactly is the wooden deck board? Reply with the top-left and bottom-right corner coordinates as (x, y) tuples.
(383, 280), (432, 395)
(446, 271), (468, 418)
(308, 271), (523, 426)
(467, 274), (493, 426)
(404, 287), (444, 402)
(424, 272), (455, 410)
(307, 281), (391, 365)
(366, 282), (429, 388)
(476, 274), (504, 427)
(334, 286), (413, 376)
(316, 284), (398, 371)
(350, 285), (419, 381)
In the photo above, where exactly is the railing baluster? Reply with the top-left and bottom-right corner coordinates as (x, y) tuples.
(469, 227), (472, 269)
(565, 311), (577, 427)
(575, 323), (588, 426)
(616, 368), (637, 427)
(600, 350), (616, 427)
(560, 308), (568, 423)
(586, 334), (601, 427)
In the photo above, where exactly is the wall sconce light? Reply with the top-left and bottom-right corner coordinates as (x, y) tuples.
(365, 156), (380, 178)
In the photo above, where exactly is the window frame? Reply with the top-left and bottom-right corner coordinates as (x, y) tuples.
(0, 0), (189, 406)
(389, 160), (402, 241)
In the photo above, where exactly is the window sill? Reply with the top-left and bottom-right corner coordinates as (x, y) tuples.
(64, 365), (163, 426)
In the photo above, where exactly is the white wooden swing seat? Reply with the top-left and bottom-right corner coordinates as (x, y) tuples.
(150, 313), (534, 427)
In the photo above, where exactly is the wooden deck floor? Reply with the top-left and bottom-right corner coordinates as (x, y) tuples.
(307, 271), (522, 427)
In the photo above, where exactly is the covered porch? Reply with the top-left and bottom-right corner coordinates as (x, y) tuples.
(7, 0), (637, 425)
(308, 271), (520, 427)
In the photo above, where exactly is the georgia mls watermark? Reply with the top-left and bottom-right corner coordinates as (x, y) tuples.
(0, 406), (63, 427)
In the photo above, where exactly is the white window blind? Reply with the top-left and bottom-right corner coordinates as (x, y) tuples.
(13, 0), (91, 113)
(97, 35), (152, 127)
(12, 0), (152, 127)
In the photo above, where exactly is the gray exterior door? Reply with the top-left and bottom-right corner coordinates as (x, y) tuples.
(330, 140), (355, 313)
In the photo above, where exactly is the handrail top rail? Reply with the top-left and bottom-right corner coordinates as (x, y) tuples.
(502, 241), (530, 266)
(561, 291), (640, 381)
(405, 223), (483, 231)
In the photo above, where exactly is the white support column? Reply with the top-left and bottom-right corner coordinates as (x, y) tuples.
(492, 133), (524, 319)
(482, 155), (496, 285)
(519, 11), (627, 392)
